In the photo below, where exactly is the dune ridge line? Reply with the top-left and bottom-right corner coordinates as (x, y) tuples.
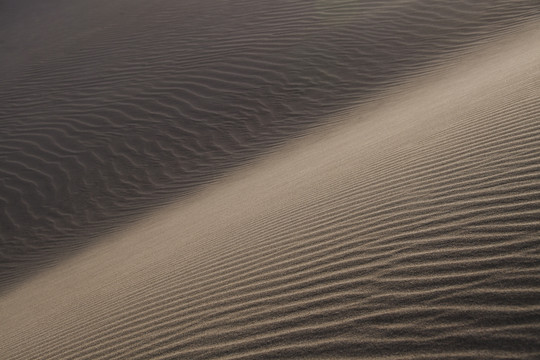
(1, 20), (540, 359)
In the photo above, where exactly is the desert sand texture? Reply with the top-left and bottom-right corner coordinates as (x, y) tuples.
(1, 0), (540, 359)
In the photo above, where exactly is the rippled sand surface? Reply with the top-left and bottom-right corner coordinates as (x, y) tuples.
(1, 1), (539, 359)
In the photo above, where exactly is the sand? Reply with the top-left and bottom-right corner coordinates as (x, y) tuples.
(1, 1), (539, 359)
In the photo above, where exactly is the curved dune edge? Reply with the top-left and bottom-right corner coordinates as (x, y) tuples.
(1, 23), (540, 359)
(2, 1), (539, 290)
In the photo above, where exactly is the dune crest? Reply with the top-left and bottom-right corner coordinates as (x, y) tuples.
(1, 0), (539, 290)
(1, 21), (540, 359)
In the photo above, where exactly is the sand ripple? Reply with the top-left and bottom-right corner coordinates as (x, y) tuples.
(1, 0), (539, 290)
(1, 14), (539, 358)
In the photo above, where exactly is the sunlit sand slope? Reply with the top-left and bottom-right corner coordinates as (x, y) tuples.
(0, 0), (539, 290)
(1, 23), (539, 360)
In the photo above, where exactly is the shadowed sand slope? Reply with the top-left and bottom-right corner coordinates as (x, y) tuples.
(1, 0), (539, 290)
(1, 22), (539, 359)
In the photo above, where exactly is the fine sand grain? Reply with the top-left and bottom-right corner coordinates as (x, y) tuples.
(1, 15), (539, 359)
(1, 0), (539, 290)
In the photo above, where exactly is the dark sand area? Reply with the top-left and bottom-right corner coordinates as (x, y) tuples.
(1, 0), (540, 359)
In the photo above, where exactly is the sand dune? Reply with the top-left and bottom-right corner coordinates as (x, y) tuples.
(1, 15), (539, 359)
(1, 0), (539, 290)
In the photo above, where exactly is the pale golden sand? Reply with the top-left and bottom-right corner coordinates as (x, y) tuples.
(1, 22), (539, 359)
